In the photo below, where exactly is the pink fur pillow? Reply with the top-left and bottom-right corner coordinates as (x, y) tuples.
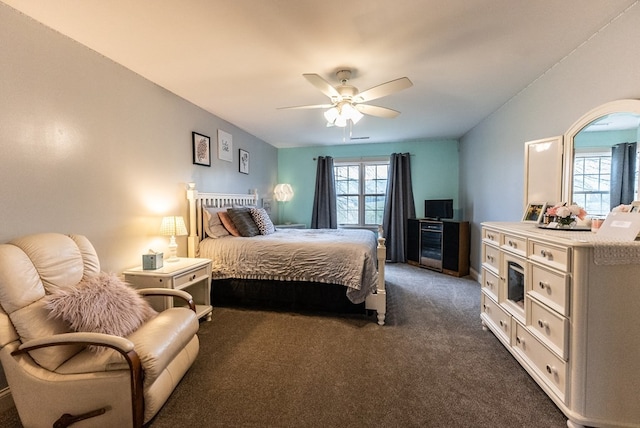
(45, 272), (157, 352)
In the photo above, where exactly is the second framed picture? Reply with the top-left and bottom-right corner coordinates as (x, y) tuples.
(239, 149), (249, 174)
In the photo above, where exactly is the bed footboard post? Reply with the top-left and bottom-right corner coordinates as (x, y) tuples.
(375, 225), (387, 326)
(186, 182), (198, 258)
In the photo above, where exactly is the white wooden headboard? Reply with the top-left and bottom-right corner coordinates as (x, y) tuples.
(185, 183), (258, 257)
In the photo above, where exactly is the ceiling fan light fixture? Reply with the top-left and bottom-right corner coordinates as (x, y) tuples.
(334, 115), (348, 127)
(324, 107), (339, 123)
(349, 106), (364, 124)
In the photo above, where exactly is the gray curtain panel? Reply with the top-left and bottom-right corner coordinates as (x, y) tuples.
(311, 156), (337, 229)
(610, 142), (637, 209)
(383, 153), (416, 262)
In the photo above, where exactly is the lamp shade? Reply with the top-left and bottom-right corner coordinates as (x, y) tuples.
(274, 184), (294, 202)
(159, 216), (188, 237)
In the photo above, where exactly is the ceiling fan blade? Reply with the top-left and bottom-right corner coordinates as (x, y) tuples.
(356, 104), (401, 118)
(354, 77), (413, 103)
(303, 73), (340, 99)
(278, 104), (334, 110)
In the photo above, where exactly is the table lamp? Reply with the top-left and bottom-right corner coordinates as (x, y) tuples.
(159, 216), (188, 262)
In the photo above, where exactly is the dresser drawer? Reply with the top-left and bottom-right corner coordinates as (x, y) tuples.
(528, 263), (570, 316)
(174, 265), (210, 290)
(527, 298), (569, 360)
(482, 267), (500, 302)
(482, 243), (501, 274)
(502, 233), (527, 257)
(481, 293), (511, 345)
(528, 240), (570, 272)
(513, 322), (567, 400)
(483, 228), (501, 246)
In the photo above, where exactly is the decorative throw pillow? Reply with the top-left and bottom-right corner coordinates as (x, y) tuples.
(218, 211), (241, 236)
(203, 206), (230, 238)
(227, 208), (260, 237)
(44, 272), (157, 352)
(250, 207), (275, 235)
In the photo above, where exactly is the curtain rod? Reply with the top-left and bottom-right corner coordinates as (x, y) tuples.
(312, 154), (412, 161)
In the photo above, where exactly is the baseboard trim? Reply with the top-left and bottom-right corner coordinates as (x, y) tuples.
(469, 266), (479, 282)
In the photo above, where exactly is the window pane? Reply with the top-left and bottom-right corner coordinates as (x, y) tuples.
(364, 195), (385, 225)
(337, 195), (359, 224)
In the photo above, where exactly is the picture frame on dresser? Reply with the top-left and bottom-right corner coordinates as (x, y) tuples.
(522, 202), (546, 223)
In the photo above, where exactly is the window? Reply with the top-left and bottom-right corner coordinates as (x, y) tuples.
(334, 161), (388, 226)
(572, 151), (611, 217)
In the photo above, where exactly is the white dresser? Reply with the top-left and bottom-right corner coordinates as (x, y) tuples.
(481, 222), (640, 428)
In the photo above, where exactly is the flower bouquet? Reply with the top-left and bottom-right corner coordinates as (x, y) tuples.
(545, 203), (587, 228)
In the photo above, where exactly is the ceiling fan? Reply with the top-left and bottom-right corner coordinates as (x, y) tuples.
(279, 70), (413, 127)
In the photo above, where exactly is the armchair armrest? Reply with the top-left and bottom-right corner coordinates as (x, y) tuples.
(12, 332), (144, 427)
(136, 288), (196, 312)
(14, 332), (134, 354)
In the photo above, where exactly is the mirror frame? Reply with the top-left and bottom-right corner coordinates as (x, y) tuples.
(562, 99), (640, 203)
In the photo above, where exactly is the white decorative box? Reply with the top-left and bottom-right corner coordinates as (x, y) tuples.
(142, 253), (163, 270)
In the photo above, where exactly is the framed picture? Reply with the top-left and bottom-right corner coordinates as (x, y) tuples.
(522, 202), (546, 223)
(239, 149), (249, 174)
(192, 132), (211, 166)
(217, 129), (233, 162)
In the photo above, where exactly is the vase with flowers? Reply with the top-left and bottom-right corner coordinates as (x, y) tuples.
(545, 203), (587, 229)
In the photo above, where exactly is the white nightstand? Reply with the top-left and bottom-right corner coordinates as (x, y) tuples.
(123, 257), (212, 321)
(275, 223), (306, 229)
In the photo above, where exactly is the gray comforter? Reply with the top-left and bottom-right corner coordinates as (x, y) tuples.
(199, 228), (379, 303)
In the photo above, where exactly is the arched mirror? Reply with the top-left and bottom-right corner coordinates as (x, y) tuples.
(562, 99), (640, 216)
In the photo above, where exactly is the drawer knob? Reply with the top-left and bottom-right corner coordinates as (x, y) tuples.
(508, 240), (515, 247)
(537, 319), (549, 329)
(483, 304), (488, 312)
(540, 249), (552, 259)
(488, 234), (494, 240)
(516, 336), (525, 346)
(487, 255), (494, 262)
(485, 280), (493, 288)
(546, 364), (558, 376)
(538, 281), (548, 290)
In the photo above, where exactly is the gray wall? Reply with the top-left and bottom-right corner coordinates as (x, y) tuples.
(460, 4), (640, 273)
(0, 3), (278, 273)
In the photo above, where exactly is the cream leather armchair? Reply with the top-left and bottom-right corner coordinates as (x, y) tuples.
(0, 233), (200, 427)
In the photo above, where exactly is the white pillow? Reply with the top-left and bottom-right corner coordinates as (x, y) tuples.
(203, 207), (231, 238)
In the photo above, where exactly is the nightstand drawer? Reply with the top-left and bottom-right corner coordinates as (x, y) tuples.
(174, 265), (210, 289)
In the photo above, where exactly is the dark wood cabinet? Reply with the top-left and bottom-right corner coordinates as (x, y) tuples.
(407, 218), (469, 277)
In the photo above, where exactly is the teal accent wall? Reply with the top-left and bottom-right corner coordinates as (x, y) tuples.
(276, 139), (460, 226)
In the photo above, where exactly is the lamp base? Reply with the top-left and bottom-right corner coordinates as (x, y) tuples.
(167, 236), (179, 262)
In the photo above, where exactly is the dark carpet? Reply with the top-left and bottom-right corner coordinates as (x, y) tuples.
(0, 263), (567, 427)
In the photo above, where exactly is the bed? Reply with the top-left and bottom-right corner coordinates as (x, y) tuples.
(185, 183), (387, 325)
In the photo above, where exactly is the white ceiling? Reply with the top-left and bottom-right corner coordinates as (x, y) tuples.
(3, 0), (637, 148)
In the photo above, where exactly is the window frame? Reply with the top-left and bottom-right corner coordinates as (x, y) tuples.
(334, 159), (389, 227)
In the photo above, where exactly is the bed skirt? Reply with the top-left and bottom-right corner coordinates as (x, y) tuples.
(211, 278), (367, 315)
